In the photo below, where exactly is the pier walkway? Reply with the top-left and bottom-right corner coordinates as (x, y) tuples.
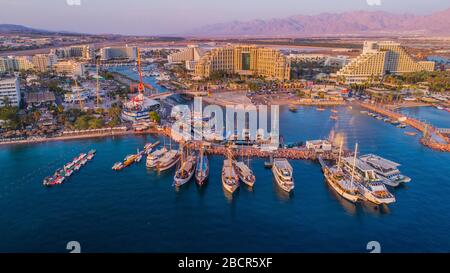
(357, 102), (450, 152)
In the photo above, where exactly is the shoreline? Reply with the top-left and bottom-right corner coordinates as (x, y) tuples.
(0, 129), (161, 147)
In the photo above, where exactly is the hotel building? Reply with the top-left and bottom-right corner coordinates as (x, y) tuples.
(0, 77), (21, 107)
(32, 54), (58, 72)
(168, 45), (205, 71)
(52, 45), (94, 60)
(0, 56), (35, 72)
(194, 45), (291, 81)
(53, 60), (86, 78)
(337, 41), (435, 84)
(100, 46), (137, 61)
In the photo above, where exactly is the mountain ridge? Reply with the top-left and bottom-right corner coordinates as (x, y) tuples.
(185, 8), (450, 37)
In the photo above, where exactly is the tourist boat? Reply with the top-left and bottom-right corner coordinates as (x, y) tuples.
(331, 109), (338, 113)
(157, 149), (181, 171)
(195, 148), (209, 186)
(359, 154), (411, 187)
(174, 155), (196, 187)
(64, 168), (74, 177)
(146, 146), (168, 168)
(222, 159), (239, 194)
(289, 105), (297, 112)
(135, 153), (143, 163)
(123, 154), (137, 167)
(272, 158), (295, 192)
(404, 131), (417, 136)
(319, 158), (359, 203)
(342, 144), (396, 205)
(234, 161), (256, 187)
(319, 142), (359, 202)
(144, 141), (160, 154)
(87, 149), (96, 160)
(112, 162), (124, 171)
(316, 107), (325, 111)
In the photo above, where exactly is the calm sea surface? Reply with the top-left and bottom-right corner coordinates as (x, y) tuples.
(1, 104), (450, 253)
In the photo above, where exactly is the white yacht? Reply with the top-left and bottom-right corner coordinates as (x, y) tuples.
(157, 150), (180, 171)
(234, 161), (256, 187)
(359, 154), (411, 187)
(342, 147), (396, 205)
(222, 159), (239, 194)
(146, 147), (168, 168)
(174, 155), (196, 187)
(272, 158), (294, 192)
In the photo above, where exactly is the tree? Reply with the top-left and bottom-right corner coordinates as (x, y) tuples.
(149, 111), (160, 124)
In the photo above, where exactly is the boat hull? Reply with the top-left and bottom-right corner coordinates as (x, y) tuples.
(324, 169), (359, 203)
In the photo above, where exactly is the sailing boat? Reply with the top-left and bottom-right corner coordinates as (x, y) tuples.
(195, 144), (209, 186)
(222, 148), (239, 193)
(234, 145), (256, 187)
(320, 140), (359, 203)
(174, 143), (196, 186)
(157, 138), (180, 171)
(343, 143), (396, 205)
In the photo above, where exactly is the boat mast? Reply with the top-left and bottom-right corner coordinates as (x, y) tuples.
(350, 143), (358, 186)
(337, 139), (343, 170)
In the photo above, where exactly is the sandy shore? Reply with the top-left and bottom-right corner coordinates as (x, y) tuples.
(202, 91), (253, 106)
(0, 129), (161, 147)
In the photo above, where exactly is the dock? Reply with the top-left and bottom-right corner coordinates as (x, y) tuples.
(357, 102), (450, 152)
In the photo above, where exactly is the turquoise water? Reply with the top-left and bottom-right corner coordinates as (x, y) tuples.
(1, 105), (449, 252)
(400, 106), (450, 128)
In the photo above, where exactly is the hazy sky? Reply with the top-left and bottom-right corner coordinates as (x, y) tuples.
(0, 0), (449, 35)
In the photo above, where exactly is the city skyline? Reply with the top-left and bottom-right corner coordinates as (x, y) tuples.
(0, 0), (449, 35)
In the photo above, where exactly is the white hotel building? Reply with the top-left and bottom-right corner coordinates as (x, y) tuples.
(0, 77), (21, 107)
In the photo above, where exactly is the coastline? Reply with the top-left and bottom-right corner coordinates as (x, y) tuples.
(0, 129), (161, 147)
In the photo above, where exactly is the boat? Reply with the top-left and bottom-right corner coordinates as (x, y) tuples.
(330, 114), (338, 121)
(404, 131), (417, 136)
(144, 141), (160, 154)
(342, 144), (396, 205)
(222, 159), (239, 194)
(146, 146), (168, 168)
(316, 107), (325, 111)
(331, 109), (338, 113)
(272, 158), (295, 192)
(359, 154), (411, 187)
(234, 161), (256, 187)
(135, 154), (143, 163)
(195, 147), (209, 186)
(123, 154), (137, 167)
(360, 110), (368, 114)
(319, 158), (359, 203)
(86, 149), (96, 160)
(112, 162), (124, 171)
(174, 154), (196, 187)
(289, 105), (297, 112)
(319, 142), (359, 202)
(64, 168), (74, 177)
(157, 149), (181, 171)
(397, 123), (407, 128)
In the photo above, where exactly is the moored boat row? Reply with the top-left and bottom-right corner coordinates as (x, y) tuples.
(43, 149), (96, 187)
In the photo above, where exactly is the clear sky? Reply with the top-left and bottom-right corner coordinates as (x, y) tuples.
(0, 0), (448, 35)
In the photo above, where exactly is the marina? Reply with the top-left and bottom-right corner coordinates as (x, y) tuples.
(1, 105), (450, 252)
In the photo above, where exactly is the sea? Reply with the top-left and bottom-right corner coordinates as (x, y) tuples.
(1, 103), (450, 253)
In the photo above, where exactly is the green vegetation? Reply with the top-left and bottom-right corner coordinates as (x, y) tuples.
(0, 105), (20, 130)
(74, 114), (104, 130)
(384, 71), (450, 92)
(149, 111), (160, 124)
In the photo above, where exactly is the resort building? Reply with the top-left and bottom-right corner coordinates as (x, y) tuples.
(0, 77), (21, 107)
(194, 45), (291, 81)
(32, 53), (58, 72)
(53, 60), (86, 77)
(100, 46), (137, 61)
(51, 45), (94, 60)
(0, 56), (35, 72)
(337, 41), (435, 84)
(168, 45), (205, 71)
